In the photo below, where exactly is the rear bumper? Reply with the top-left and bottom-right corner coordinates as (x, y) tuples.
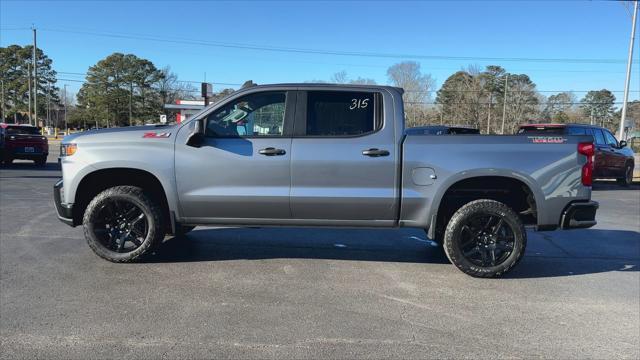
(560, 200), (598, 229)
(53, 179), (75, 227)
(3, 145), (48, 159)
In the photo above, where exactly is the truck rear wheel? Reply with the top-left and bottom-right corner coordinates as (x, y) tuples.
(83, 186), (164, 262)
(443, 199), (526, 278)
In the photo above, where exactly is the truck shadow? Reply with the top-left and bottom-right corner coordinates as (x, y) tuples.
(145, 227), (639, 279)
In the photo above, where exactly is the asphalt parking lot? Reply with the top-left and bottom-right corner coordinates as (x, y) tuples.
(1, 151), (639, 359)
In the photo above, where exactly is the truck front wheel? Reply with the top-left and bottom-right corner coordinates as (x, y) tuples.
(443, 199), (526, 278)
(83, 186), (164, 262)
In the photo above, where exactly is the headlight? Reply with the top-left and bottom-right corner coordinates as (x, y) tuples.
(60, 143), (77, 157)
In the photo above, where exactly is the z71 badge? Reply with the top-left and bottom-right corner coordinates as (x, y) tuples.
(527, 136), (567, 144)
(143, 132), (171, 138)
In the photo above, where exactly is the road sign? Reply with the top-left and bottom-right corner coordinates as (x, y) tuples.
(159, 114), (167, 124)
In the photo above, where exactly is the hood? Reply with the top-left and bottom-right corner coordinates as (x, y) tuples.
(63, 124), (178, 144)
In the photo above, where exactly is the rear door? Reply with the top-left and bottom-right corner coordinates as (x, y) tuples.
(590, 128), (610, 177)
(603, 129), (626, 175)
(289, 89), (398, 225)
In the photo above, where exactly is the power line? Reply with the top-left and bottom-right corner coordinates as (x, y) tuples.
(56, 72), (240, 86)
(39, 26), (637, 65)
(54, 73), (639, 93)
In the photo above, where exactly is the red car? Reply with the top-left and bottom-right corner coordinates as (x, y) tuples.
(0, 123), (49, 166)
(518, 123), (635, 186)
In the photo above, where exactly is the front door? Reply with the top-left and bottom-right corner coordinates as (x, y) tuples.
(175, 90), (295, 223)
(289, 90), (398, 225)
(602, 129), (626, 175)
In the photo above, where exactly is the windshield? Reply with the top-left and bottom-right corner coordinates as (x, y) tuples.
(5, 126), (40, 135)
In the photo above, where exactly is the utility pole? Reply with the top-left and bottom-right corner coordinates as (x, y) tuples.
(1, 80), (5, 122)
(33, 27), (38, 127)
(27, 62), (32, 125)
(619, 0), (638, 141)
(129, 83), (133, 126)
(501, 74), (509, 134)
(63, 84), (68, 132)
(46, 82), (51, 128)
(486, 93), (493, 134)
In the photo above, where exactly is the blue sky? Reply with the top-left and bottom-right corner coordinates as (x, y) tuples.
(1, 0), (638, 104)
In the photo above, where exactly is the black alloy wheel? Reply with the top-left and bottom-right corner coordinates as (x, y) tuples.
(92, 199), (149, 253)
(457, 214), (515, 267)
(443, 199), (526, 278)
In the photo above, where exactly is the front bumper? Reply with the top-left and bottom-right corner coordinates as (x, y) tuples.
(560, 201), (599, 229)
(53, 179), (75, 226)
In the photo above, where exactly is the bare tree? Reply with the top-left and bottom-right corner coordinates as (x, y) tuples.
(330, 70), (348, 84)
(503, 75), (539, 133)
(386, 61), (434, 125)
(350, 77), (377, 85)
(541, 92), (576, 122)
(156, 66), (197, 106)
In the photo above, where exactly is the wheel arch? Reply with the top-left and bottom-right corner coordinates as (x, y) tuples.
(427, 171), (543, 239)
(72, 167), (174, 230)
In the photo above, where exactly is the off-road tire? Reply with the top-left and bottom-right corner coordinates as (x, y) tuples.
(443, 199), (526, 278)
(83, 186), (164, 262)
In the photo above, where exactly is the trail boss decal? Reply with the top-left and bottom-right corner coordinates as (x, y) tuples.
(527, 136), (567, 144)
(143, 132), (171, 138)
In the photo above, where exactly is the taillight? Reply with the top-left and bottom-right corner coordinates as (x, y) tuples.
(578, 142), (594, 186)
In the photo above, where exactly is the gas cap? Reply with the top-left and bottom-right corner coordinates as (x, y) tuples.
(412, 167), (437, 186)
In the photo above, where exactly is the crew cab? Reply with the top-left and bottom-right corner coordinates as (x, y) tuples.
(518, 123), (635, 186)
(54, 84), (598, 277)
(0, 123), (48, 166)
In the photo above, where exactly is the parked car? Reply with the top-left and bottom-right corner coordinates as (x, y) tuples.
(406, 125), (480, 135)
(517, 123), (635, 186)
(0, 123), (48, 166)
(54, 84), (598, 278)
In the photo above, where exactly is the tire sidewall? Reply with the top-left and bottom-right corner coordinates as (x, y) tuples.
(444, 200), (526, 277)
(83, 187), (161, 262)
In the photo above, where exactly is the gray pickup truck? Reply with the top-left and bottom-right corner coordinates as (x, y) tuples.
(54, 83), (598, 277)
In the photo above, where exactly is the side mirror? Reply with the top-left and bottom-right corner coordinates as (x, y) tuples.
(186, 119), (205, 148)
(619, 140), (627, 148)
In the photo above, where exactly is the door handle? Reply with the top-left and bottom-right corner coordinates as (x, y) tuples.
(362, 148), (390, 157)
(259, 147), (286, 156)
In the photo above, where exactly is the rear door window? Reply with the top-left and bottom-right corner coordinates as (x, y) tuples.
(567, 127), (587, 135)
(305, 91), (379, 136)
(6, 126), (40, 135)
(592, 128), (606, 145)
(603, 130), (618, 147)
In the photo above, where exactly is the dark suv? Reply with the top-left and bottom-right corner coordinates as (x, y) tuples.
(0, 123), (49, 166)
(518, 123), (635, 186)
